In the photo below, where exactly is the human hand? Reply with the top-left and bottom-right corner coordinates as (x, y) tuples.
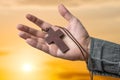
(17, 4), (91, 61)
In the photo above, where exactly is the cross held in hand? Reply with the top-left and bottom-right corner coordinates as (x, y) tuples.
(45, 27), (69, 53)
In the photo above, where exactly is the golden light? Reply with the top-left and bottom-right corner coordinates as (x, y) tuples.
(22, 64), (33, 72)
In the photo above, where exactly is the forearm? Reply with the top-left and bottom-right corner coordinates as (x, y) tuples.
(87, 37), (120, 78)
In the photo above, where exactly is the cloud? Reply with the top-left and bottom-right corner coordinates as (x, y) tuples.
(0, 0), (120, 43)
(0, 0), (120, 7)
(57, 72), (88, 79)
(0, 51), (9, 56)
(16, 0), (120, 6)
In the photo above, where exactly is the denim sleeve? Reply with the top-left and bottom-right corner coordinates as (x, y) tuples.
(87, 37), (120, 78)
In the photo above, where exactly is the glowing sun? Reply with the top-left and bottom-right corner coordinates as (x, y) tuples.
(22, 64), (32, 72)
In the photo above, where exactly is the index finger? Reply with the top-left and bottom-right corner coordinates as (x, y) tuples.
(26, 14), (52, 31)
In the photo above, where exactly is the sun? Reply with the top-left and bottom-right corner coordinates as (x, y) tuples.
(22, 64), (32, 72)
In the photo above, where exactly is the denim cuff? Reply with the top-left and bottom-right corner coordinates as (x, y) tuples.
(87, 37), (120, 78)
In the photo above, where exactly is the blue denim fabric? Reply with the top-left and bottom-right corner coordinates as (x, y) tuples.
(87, 37), (120, 78)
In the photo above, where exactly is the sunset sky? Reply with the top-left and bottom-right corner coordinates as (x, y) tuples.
(0, 0), (120, 80)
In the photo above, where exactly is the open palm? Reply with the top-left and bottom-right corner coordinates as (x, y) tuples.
(17, 4), (90, 61)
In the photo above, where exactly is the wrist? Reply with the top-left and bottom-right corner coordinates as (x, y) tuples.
(83, 36), (91, 61)
(87, 37), (91, 54)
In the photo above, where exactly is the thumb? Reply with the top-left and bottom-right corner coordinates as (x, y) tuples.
(58, 4), (75, 22)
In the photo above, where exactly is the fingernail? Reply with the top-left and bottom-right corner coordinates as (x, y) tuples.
(17, 24), (23, 29)
(26, 14), (32, 19)
(26, 38), (32, 42)
(18, 32), (24, 36)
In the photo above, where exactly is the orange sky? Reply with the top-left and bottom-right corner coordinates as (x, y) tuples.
(0, 0), (120, 80)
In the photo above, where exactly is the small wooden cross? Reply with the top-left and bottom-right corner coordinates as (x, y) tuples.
(45, 27), (69, 53)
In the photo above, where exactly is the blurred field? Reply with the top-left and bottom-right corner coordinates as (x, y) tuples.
(0, 0), (120, 80)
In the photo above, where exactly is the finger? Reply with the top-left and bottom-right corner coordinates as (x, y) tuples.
(58, 4), (75, 22)
(18, 31), (37, 40)
(26, 38), (49, 53)
(26, 14), (52, 31)
(17, 24), (46, 38)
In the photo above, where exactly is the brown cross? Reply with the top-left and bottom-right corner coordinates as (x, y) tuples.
(45, 27), (69, 53)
